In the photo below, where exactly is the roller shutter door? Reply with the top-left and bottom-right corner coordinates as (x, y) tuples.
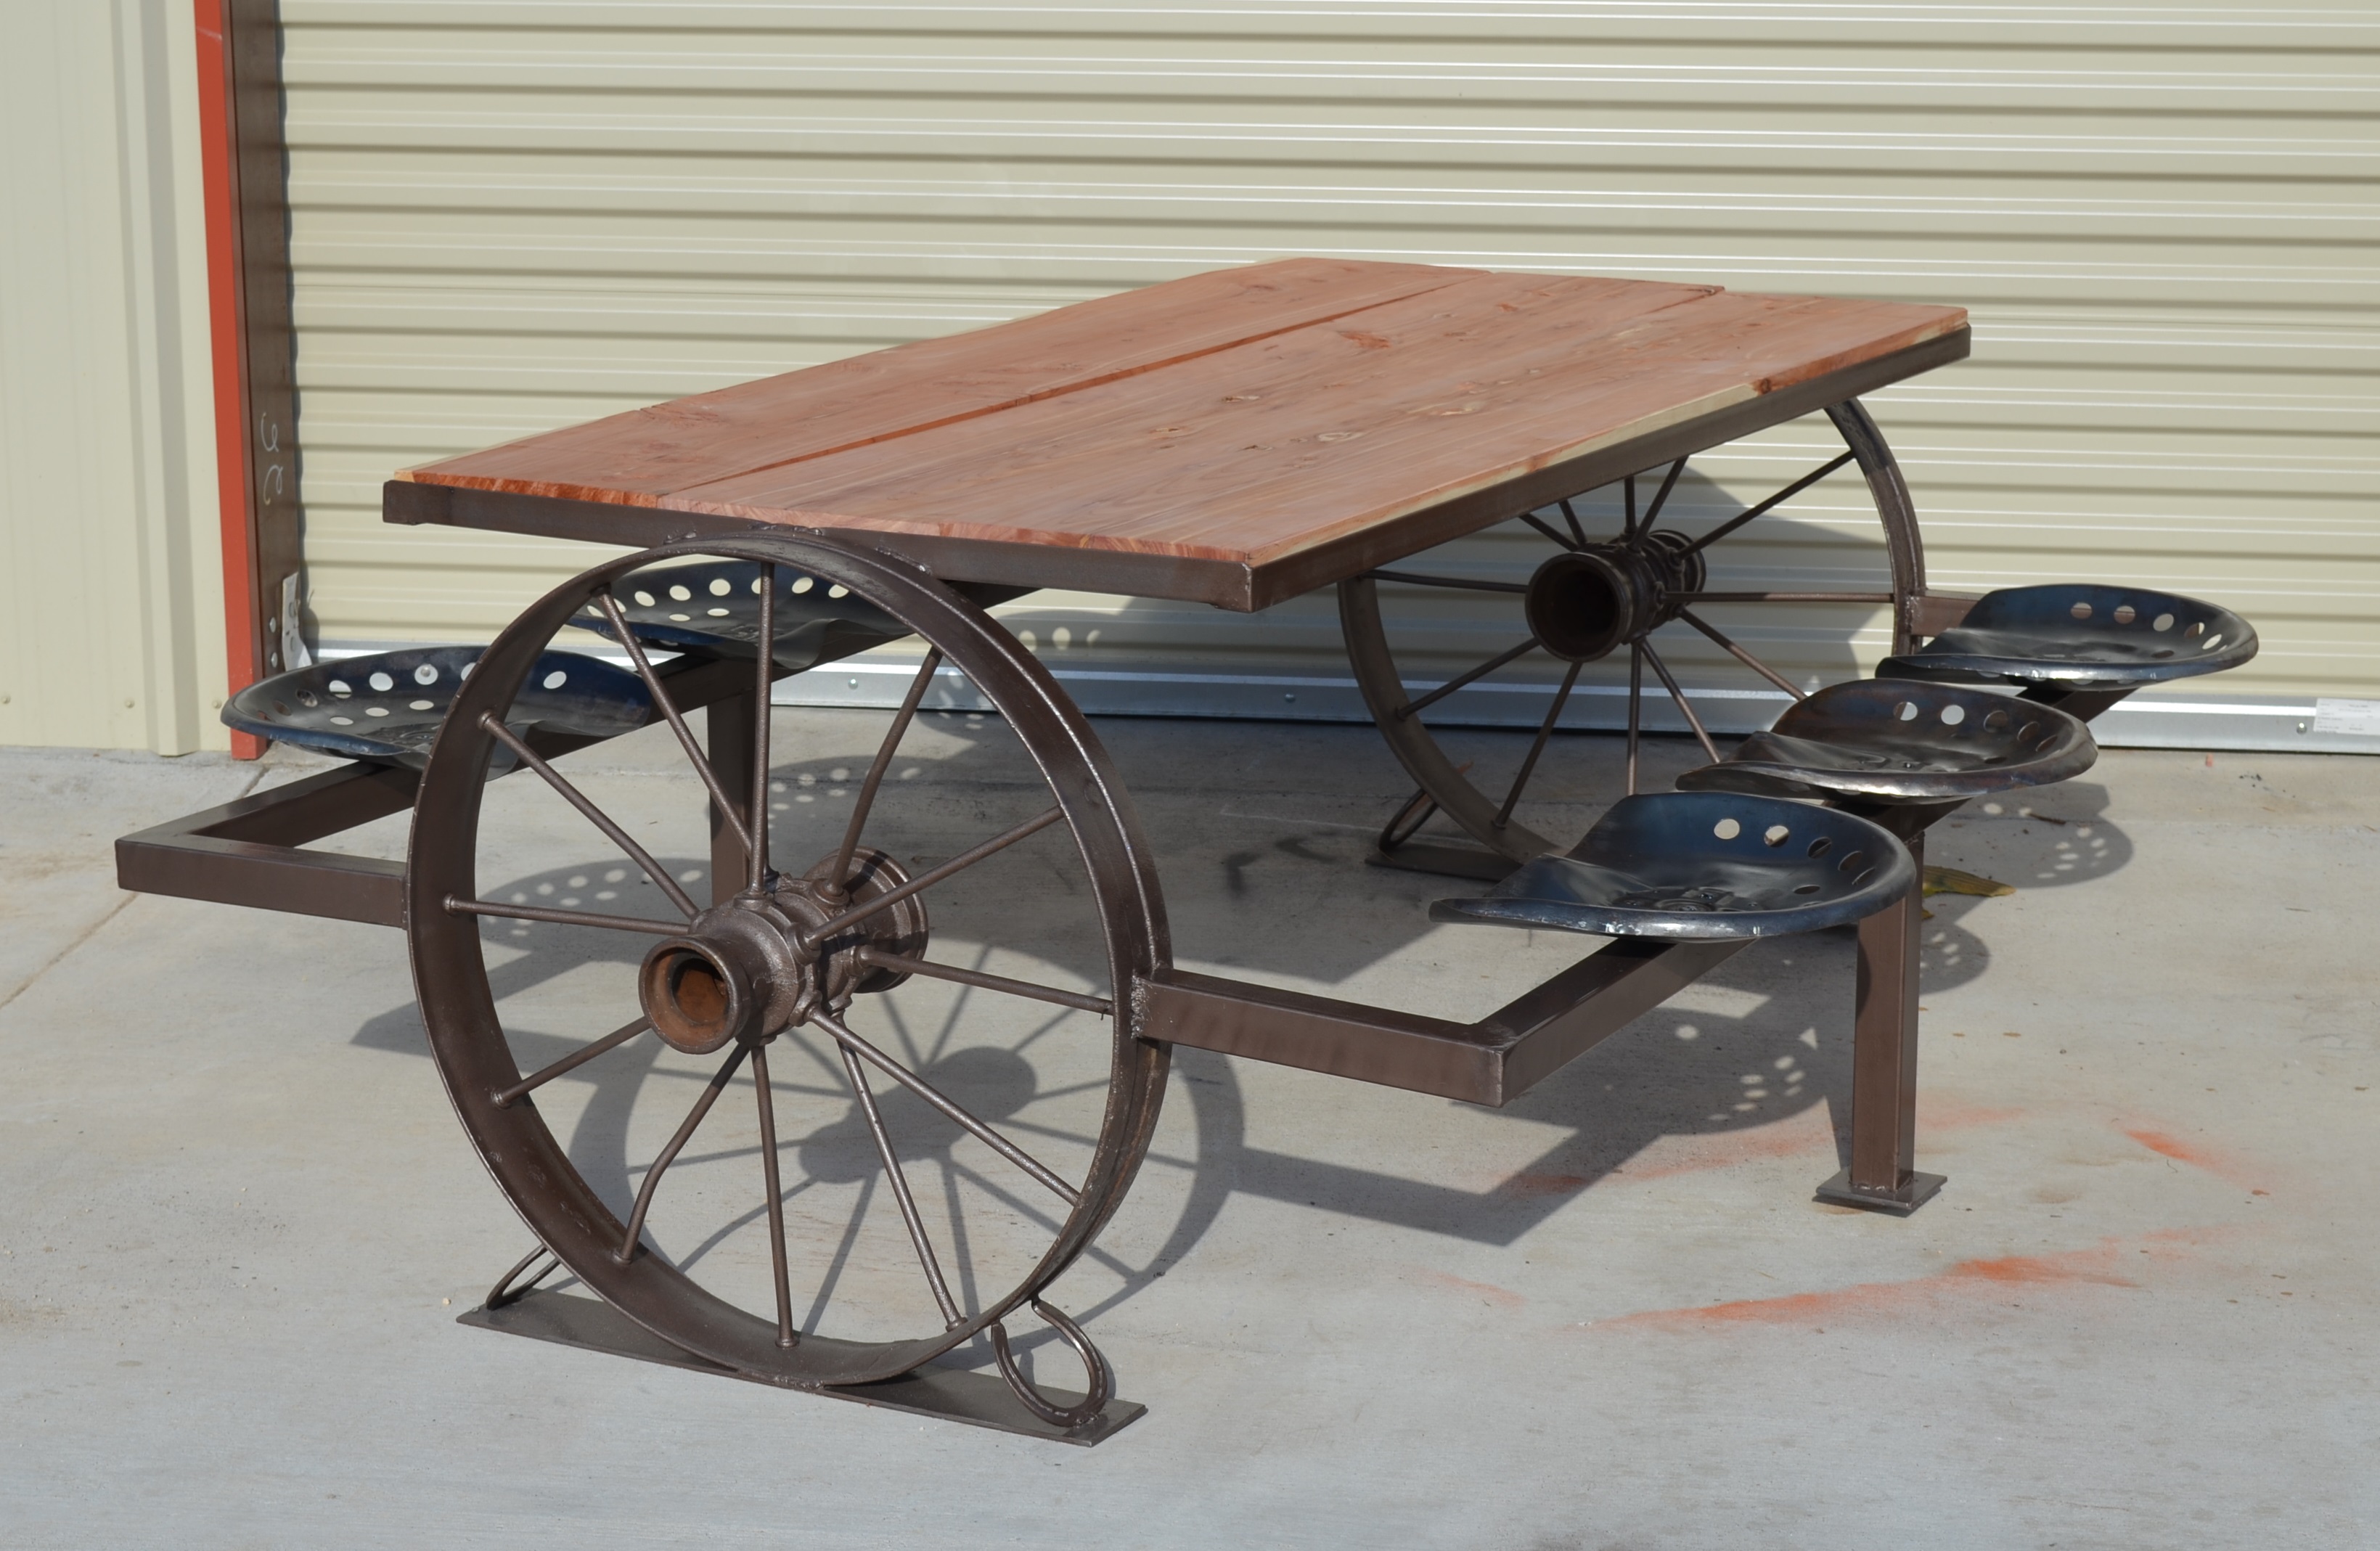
(279, 1), (2380, 750)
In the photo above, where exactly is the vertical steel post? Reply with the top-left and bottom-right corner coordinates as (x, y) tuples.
(1821, 832), (1943, 1214)
(707, 690), (755, 906)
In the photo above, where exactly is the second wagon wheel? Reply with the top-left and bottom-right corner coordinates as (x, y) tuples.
(1340, 399), (1923, 864)
(406, 531), (1169, 1427)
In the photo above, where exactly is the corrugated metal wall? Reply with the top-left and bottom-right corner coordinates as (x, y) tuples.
(279, 1), (2380, 748)
(0, 0), (223, 753)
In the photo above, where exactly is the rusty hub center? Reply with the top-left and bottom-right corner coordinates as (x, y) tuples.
(638, 846), (927, 1055)
(1523, 531), (1706, 664)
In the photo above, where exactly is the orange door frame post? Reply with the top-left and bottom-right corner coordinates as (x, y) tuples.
(194, 0), (298, 758)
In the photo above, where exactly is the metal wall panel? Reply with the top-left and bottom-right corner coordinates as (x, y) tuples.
(0, 1), (224, 753)
(279, 2), (2380, 749)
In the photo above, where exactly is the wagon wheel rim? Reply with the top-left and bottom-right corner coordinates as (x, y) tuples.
(1339, 398), (1925, 862)
(407, 531), (1170, 1392)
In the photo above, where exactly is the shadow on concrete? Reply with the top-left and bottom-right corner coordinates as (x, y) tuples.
(348, 661), (2138, 1366)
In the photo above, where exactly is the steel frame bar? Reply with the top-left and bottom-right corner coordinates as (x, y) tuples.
(1143, 938), (1746, 1107)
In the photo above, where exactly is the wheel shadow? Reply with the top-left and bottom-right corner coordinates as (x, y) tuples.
(350, 727), (2135, 1363)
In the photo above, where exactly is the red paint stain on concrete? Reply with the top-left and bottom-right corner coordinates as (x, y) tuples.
(1590, 1240), (2146, 1330)
(1409, 1267), (1526, 1310)
(2122, 1126), (2260, 1190)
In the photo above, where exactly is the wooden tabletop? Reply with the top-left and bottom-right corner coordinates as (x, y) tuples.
(392, 258), (1967, 611)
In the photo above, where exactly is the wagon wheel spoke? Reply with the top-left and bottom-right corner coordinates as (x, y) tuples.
(1558, 497), (1588, 548)
(444, 898), (685, 936)
(834, 1040), (962, 1327)
(1397, 638), (1541, 720)
(594, 590), (753, 857)
(828, 649), (944, 891)
(1516, 510), (1582, 551)
(1362, 568), (1529, 596)
(478, 715), (701, 920)
(617, 1043), (749, 1264)
(809, 1007), (1081, 1207)
(1675, 608), (1807, 703)
(748, 563), (777, 889)
(493, 1015), (652, 1108)
(1637, 638), (1723, 765)
(749, 1042), (797, 1346)
(1678, 449), (1857, 557)
(1635, 457), (1688, 537)
(1492, 660), (1582, 830)
(851, 946), (1112, 1015)
(799, 806), (1066, 949)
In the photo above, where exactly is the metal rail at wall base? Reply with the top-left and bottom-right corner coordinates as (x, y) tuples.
(317, 642), (2380, 756)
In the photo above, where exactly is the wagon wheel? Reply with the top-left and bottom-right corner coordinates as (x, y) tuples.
(1340, 399), (1923, 864)
(407, 531), (1169, 1424)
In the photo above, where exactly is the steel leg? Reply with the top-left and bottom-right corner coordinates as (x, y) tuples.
(708, 684), (755, 904)
(1817, 832), (1945, 1214)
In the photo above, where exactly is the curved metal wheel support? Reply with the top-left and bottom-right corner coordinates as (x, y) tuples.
(1339, 396), (1926, 864)
(990, 1298), (1116, 1430)
(407, 531), (1172, 1394)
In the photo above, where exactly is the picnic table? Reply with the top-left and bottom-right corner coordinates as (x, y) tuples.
(118, 259), (2254, 1441)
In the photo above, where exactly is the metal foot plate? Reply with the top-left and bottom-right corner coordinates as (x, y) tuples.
(459, 1288), (1144, 1445)
(1366, 840), (1518, 883)
(1815, 1168), (1946, 1217)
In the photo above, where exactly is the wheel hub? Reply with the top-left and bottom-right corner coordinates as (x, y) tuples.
(1523, 531), (1707, 663)
(638, 847), (928, 1054)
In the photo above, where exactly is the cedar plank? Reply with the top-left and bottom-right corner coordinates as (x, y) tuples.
(667, 277), (1963, 566)
(398, 257), (1480, 504)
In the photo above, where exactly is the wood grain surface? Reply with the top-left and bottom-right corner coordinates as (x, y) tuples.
(401, 257), (1476, 504)
(398, 259), (1966, 597)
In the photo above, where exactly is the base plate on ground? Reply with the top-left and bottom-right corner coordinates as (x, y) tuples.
(459, 1288), (1143, 1445)
(1814, 1168), (1947, 1216)
(1366, 840), (1520, 883)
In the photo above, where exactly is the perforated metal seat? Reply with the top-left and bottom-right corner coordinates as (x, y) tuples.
(572, 556), (905, 668)
(221, 647), (649, 765)
(1674, 679), (2095, 805)
(1431, 792), (1915, 941)
(1879, 584), (2256, 689)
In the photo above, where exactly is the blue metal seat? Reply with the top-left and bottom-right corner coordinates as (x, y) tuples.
(1675, 679), (2095, 806)
(572, 557), (904, 668)
(1879, 584), (2255, 689)
(1431, 793), (1915, 941)
(221, 646), (649, 765)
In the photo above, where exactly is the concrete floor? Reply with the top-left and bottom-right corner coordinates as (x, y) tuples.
(3, 713), (2376, 1549)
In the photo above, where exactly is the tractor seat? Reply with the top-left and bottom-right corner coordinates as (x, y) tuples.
(1674, 679), (2095, 805)
(572, 557), (906, 670)
(221, 646), (649, 766)
(1879, 584), (2256, 689)
(1431, 793), (1915, 941)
